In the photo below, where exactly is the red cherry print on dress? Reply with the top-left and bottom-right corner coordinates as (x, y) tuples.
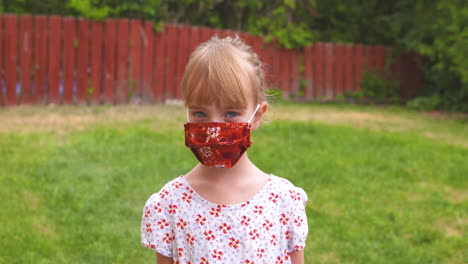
(275, 256), (284, 264)
(177, 218), (188, 229)
(244, 260), (255, 264)
(182, 192), (193, 203)
(219, 223), (232, 234)
(294, 215), (303, 227)
(211, 249), (224, 260)
(209, 205), (222, 217)
(172, 181), (183, 188)
(256, 248), (265, 258)
(163, 233), (174, 244)
(168, 204), (178, 214)
(199, 257), (209, 264)
(285, 231), (291, 239)
(263, 220), (273, 231)
(249, 229), (260, 240)
(204, 230), (216, 241)
(270, 234), (278, 246)
(159, 189), (169, 198)
(240, 215), (251, 226)
(153, 202), (162, 213)
(145, 223), (152, 233)
(253, 205), (264, 215)
(195, 214), (206, 225)
(186, 233), (195, 245)
(228, 237), (240, 249)
(157, 219), (169, 229)
(280, 213), (289, 225)
(269, 192), (279, 203)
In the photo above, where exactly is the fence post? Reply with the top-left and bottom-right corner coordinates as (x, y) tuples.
(5, 14), (18, 106)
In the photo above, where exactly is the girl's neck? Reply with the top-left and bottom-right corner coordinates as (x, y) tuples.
(189, 153), (266, 185)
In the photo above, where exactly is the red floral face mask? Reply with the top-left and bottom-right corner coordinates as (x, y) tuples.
(184, 105), (260, 168)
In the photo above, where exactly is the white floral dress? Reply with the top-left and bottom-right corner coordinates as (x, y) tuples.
(141, 174), (308, 264)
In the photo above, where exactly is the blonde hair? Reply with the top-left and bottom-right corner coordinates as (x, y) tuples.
(181, 35), (266, 109)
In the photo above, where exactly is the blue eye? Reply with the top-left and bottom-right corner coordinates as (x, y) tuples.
(226, 112), (238, 118)
(193, 112), (206, 118)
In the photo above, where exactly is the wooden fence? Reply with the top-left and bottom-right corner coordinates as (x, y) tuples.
(0, 14), (422, 106)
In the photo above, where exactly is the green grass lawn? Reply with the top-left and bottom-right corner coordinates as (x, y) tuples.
(0, 103), (466, 264)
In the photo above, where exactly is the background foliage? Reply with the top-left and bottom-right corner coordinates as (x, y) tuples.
(1, 0), (467, 111)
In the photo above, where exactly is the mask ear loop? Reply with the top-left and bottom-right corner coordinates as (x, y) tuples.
(186, 108), (190, 123)
(248, 104), (261, 124)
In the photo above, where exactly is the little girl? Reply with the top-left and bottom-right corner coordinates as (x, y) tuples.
(141, 36), (308, 264)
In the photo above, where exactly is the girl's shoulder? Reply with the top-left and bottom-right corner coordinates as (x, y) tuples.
(143, 177), (187, 207)
(269, 175), (308, 206)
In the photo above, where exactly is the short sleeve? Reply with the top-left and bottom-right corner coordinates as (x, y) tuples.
(140, 192), (174, 258)
(287, 187), (308, 252)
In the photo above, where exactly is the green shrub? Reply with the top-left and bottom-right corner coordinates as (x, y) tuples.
(406, 95), (441, 111)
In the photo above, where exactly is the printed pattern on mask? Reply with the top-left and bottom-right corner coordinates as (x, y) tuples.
(141, 175), (308, 263)
(184, 122), (252, 168)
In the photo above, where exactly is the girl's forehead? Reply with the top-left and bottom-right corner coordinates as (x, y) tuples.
(187, 104), (248, 110)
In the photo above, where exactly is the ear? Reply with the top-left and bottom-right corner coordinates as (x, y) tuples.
(251, 101), (268, 131)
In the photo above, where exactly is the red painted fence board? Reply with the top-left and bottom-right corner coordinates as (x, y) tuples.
(165, 24), (177, 99)
(142, 21), (155, 102)
(354, 44), (364, 91)
(20, 15), (33, 104)
(154, 26), (165, 102)
(313, 43), (324, 98)
(0, 14), (3, 105)
(334, 44), (344, 96)
(343, 45), (353, 92)
(33, 16), (47, 104)
(324, 43), (334, 98)
(48, 16), (62, 104)
(129, 19), (143, 101)
(176, 25), (189, 99)
(90, 21), (103, 104)
(77, 18), (89, 104)
(116, 19), (129, 104)
(303, 46), (313, 100)
(5, 14), (18, 105)
(103, 19), (117, 104)
(63, 18), (76, 104)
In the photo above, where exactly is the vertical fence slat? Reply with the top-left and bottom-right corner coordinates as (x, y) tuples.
(129, 19), (143, 101)
(279, 48), (290, 98)
(76, 18), (89, 104)
(334, 44), (344, 96)
(375, 45), (385, 74)
(271, 39), (281, 90)
(344, 45), (354, 92)
(303, 46), (313, 100)
(142, 21), (155, 102)
(63, 17), (76, 104)
(48, 16), (62, 104)
(116, 19), (129, 104)
(0, 14), (3, 105)
(290, 50), (300, 97)
(33, 16), (47, 104)
(189, 26), (200, 54)
(324, 43), (335, 98)
(354, 44), (364, 91)
(5, 14), (18, 105)
(90, 21), (103, 104)
(261, 40), (272, 91)
(20, 15), (33, 104)
(176, 25), (190, 99)
(313, 43), (324, 98)
(165, 24), (177, 99)
(200, 27), (212, 43)
(154, 24), (165, 102)
(103, 19), (117, 104)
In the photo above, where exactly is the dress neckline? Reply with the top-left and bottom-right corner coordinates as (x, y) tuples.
(178, 174), (275, 209)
